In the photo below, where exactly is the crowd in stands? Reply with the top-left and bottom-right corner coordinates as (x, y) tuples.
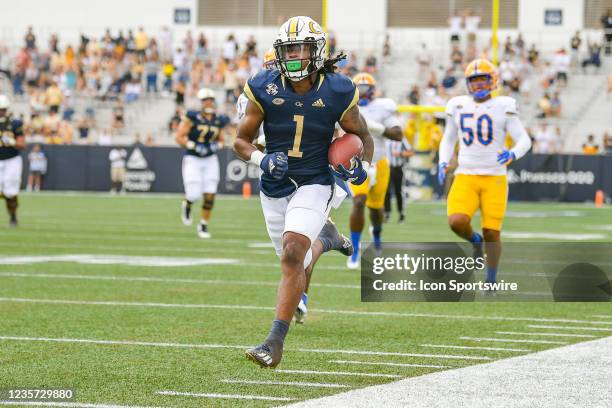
(0, 16), (609, 155)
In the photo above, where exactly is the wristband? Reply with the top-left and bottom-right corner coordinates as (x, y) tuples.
(249, 150), (265, 166)
(185, 140), (195, 149)
(362, 161), (371, 172)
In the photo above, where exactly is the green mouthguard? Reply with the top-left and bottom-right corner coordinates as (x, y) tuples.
(285, 60), (302, 72)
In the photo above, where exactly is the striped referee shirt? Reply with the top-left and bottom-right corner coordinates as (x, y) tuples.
(385, 138), (412, 167)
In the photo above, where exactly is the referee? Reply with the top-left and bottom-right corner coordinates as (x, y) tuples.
(384, 138), (413, 223)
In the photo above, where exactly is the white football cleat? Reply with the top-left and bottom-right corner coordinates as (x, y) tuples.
(181, 200), (192, 226)
(346, 252), (360, 269)
(197, 222), (211, 239)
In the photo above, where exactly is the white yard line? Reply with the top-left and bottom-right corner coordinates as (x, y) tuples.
(592, 315), (612, 319)
(220, 379), (350, 388)
(495, 331), (597, 338)
(527, 324), (612, 332)
(285, 336), (612, 408)
(0, 403), (164, 408)
(0, 296), (608, 325)
(275, 370), (402, 379)
(0, 335), (492, 361)
(0, 272), (359, 290)
(329, 360), (450, 369)
(419, 344), (531, 352)
(156, 391), (293, 401)
(459, 336), (568, 345)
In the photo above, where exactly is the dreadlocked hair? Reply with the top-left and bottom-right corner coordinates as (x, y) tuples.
(321, 52), (347, 73)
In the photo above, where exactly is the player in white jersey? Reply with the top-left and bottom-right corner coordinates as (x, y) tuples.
(346, 73), (403, 269)
(438, 59), (532, 284)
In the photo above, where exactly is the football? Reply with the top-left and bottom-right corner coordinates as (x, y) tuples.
(328, 133), (363, 171)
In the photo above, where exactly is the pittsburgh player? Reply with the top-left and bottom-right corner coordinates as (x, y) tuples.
(438, 59), (531, 284)
(0, 95), (25, 227)
(176, 88), (230, 238)
(346, 73), (403, 269)
(235, 16), (374, 367)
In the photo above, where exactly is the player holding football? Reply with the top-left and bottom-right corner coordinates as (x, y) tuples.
(346, 73), (404, 269)
(438, 59), (531, 284)
(176, 88), (230, 238)
(0, 95), (25, 227)
(235, 16), (374, 367)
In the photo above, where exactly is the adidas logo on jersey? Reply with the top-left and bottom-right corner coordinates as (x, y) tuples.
(311, 98), (326, 107)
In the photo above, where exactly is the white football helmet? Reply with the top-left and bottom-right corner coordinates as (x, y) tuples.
(274, 16), (327, 81)
(197, 88), (216, 101)
(0, 94), (10, 110)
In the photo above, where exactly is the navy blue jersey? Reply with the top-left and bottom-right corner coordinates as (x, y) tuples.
(0, 116), (24, 160)
(183, 111), (230, 158)
(244, 69), (358, 197)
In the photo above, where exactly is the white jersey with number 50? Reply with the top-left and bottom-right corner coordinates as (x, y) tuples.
(441, 95), (531, 176)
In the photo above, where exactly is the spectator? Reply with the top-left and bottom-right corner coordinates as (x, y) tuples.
(514, 33), (525, 55)
(527, 43), (539, 66)
(111, 102), (125, 129)
(328, 31), (337, 55)
(161, 60), (174, 96)
(159, 26), (173, 61)
(222, 34), (238, 63)
(553, 48), (570, 87)
(582, 134), (599, 154)
(245, 35), (257, 54)
(174, 79), (186, 106)
(441, 68), (457, 90)
(223, 64), (238, 103)
(76, 114), (93, 143)
(43, 109), (62, 144)
(464, 9), (481, 46)
(183, 30), (194, 55)
(582, 42), (602, 72)
(24, 26), (36, 50)
(448, 10), (463, 44)
(408, 85), (420, 105)
(602, 8), (612, 55)
(132, 132), (144, 148)
(537, 93), (552, 118)
(44, 81), (63, 113)
(135, 27), (149, 57)
(450, 44), (463, 69)
(108, 146), (127, 194)
(124, 77), (141, 103)
(383, 34), (391, 58)
(550, 91), (562, 117)
(570, 31), (582, 71)
(533, 124), (557, 153)
(144, 54), (159, 93)
(415, 43), (432, 86)
(503, 36), (514, 57)
(603, 132), (612, 154)
(145, 133), (155, 146)
(364, 53), (377, 73)
(27, 144), (47, 192)
(196, 33), (208, 60)
(98, 128), (113, 145)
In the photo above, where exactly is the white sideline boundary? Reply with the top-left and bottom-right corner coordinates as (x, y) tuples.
(0, 297), (610, 325)
(285, 336), (612, 408)
(0, 336), (492, 360)
(0, 403), (164, 408)
(157, 391), (293, 401)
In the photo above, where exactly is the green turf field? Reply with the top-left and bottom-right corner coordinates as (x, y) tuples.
(0, 193), (611, 407)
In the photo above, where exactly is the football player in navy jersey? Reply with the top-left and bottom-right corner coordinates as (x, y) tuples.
(0, 95), (26, 227)
(175, 88), (230, 238)
(235, 16), (374, 368)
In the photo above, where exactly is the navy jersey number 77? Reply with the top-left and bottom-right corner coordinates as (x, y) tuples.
(244, 69), (358, 198)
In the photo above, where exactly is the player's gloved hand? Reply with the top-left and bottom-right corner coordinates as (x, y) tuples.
(209, 142), (220, 153)
(260, 152), (288, 179)
(438, 162), (448, 186)
(195, 144), (210, 156)
(330, 157), (368, 185)
(497, 149), (516, 165)
(1, 135), (15, 146)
